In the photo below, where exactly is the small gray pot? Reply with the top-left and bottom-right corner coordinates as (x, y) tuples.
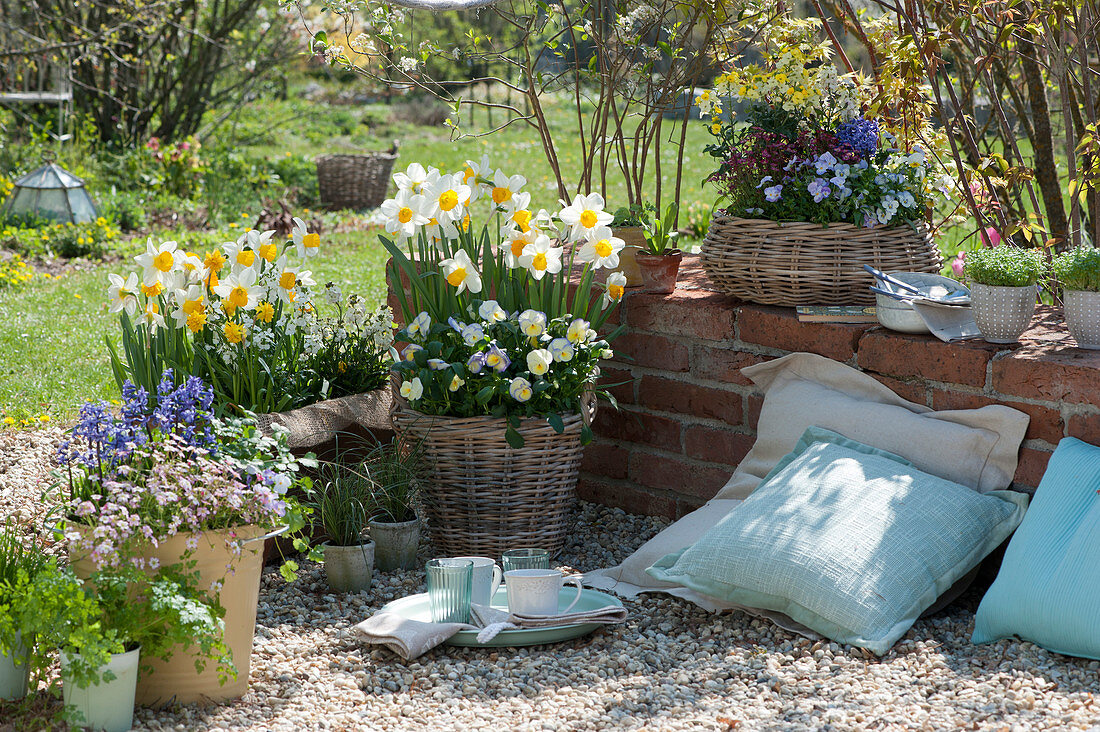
(323, 541), (375, 593)
(1064, 290), (1100, 349)
(971, 282), (1036, 343)
(369, 516), (420, 571)
(0, 634), (29, 701)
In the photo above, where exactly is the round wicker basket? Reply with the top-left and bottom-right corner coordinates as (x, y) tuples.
(316, 147), (398, 211)
(701, 215), (943, 306)
(391, 398), (594, 559)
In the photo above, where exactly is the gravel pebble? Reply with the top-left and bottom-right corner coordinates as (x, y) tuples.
(4, 428), (1100, 731)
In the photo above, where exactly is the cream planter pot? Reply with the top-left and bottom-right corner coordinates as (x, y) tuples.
(324, 541), (375, 593)
(0, 634), (29, 701)
(61, 646), (140, 732)
(970, 283), (1036, 344)
(1064, 290), (1100, 350)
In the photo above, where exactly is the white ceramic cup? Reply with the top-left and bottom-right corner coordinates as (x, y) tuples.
(453, 556), (503, 606)
(504, 569), (584, 616)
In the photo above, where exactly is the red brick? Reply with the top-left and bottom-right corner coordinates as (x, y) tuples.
(1013, 447), (1052, 489)
(1066, 412), (1100, 445)
(745, 394), (764, 430)
(993, 347), (1100, 405)
(683, 424), (756, 466)
(625, 289), (738, 341)
(638, 376), (742, 424)
(870, 373), (929, 406)
(629, 451), (732, 500)
(859, 330), (995, 388)
(577, 476), (676, 518)
(932, 389), (1064, 444)
(610, 332), (690, 372)
(738, 305), (871, 361)
(693, 346), (773, 386)
(580, 441), (629, 480)
(592, 408), (682, 449)
(599, 367), (637, 406)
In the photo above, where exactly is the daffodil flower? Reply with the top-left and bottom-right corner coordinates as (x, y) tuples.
(178, 251), (205, 282)
(400, 377), (424, 401)
(140, 300), (166, 330)
(170, 284), (206, 328)
(213, 268), (261, 312)
(489, 169), (526, 210)
(518, 309), (547, 338)
(517, 234), (563, 280)
(509, 376), (533, 403)
(577, 227), (625, 269)
(503, 228), (538, 269)
(223, 237), (259, 273)
(107, 272), (139, 316)
(135, 239), (180, 286)
(380, 189), (429, 240)
(549, 337), (575, 362)
(602, 271), (627, 308)
(439, 249), (483, 294)
(425, 173), (471, 225)
(526, 348), (553, 376)
(223, 322), (246, 344)
(559, 192), (613, 241)
(460, 155), (492, 200)
(478, 299), (507, 323)
(394, 162), (439, 194)
(292, 218), (320, 258)
(567, 318), (591, 344)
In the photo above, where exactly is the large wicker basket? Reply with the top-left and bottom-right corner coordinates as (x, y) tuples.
(701, 215), (943, 306)
(316, 146), (398, 211)
(391, 398), (594, 559)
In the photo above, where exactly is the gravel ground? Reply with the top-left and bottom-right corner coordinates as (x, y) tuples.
(3, 428), (1100, 731)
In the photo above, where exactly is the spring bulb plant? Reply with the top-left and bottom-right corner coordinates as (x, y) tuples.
(697, 15), (948, 227)
(381, 160), (625, 445)
(58, 370), (320, 582)
(105, 218), (393, 414)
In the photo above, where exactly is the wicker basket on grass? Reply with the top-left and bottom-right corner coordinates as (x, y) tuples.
(316, 143), (399, 211)
(391, 395), (595, 559)
(701, 215), (943, 306)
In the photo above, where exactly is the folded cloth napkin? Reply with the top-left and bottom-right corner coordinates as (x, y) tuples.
(354, 602), (629, 659)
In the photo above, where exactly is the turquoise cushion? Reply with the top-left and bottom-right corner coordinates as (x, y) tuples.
(647, 440), (1028, 655)
(973, 437), (1100, 658)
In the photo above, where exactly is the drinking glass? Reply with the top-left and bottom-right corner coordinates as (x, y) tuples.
(426, 558), (473, 623)
(501, 548), (550, 572)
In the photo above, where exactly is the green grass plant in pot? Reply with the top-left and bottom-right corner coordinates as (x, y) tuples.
(637, 202), (684, 294)
(963, 244), (1044, 343)
(364, 437), (426, 572)
(311, 463), (375, 592)
(0, 521), (48, 701)
(1052, 246), (1100, 349)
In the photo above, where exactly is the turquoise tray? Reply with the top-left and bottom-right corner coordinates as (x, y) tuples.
(380, 586), (623, 648)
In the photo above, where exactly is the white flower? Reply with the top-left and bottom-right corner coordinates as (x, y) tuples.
(222, 238), (260, 275)
(380, 189), (429, 240)
(460, 155), (492, 199)
(178, 251), (205, 283)
(398, 56), (418, 72)
(394, 163), (438, 194)
(409, 311), (432, 338)
(517, 234), (563, 280)
(402, 344), (423, 361)
(292, 218), (320, 258)
(427, 358), (449, 370)
(559, 193), (613, 241)
(273, 259), (315, 304)
(323, 282), (342, 305)
(425, 173), (471, 225)
(439, 249), (483, 294)
(213, 268), (261, 312)
(549, 337), (575, 362)
(170, 284), (206, 328)
(135, 239), (180, 286)
(489, 169), (526, 210)
(140, 300), (166, 330)
(272, 474), (292, 495)
(577, 227), (625, 269)
(107, 272), (139, 316)
(526, 348), (553, 376)
(602, 271), (627, 307)
(400, 377), (424, 401)
(503, 228), (538, 269)
(461, 323), (485, 346)
(503, 192), (535, 233)
(478, 300), (507, 323)
(567, 318), (590, 344)
(518, 309), (547, 338)
(509, 377), (533, 403)
(449, 374), (465, 392)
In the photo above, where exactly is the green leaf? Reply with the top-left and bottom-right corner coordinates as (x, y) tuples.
(505, 426), (525, 449)
(547, 413), (565, 434)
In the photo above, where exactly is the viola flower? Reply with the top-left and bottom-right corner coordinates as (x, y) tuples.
(400, 377), (424, 401)
(485, 342), (511, 372)
(808, 178), (831, 203)
(478, 300), (507, 323)
(566, 318), (590, 344)
(449, 374), (465, 392)
(439, 249), (482, 294)
(466, 352), (487, 374)
(548, 337), (575, 362)
(409, 311), (432, 338)
(427, 358), (449, 370)
(764, 184), (783, 203)
(460, 323), (485, 346)
(508, 377), (533, 403)
(402, 344), (423, 362)
(518, 309), (547, 338)
(526, 348), (553, 376)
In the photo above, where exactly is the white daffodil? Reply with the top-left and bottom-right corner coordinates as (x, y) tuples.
(408, 311), (432, 338)
(602, 271), (627, 308)
(526, 348), (553, 376)
(107, 272), (139, 316)
(178, 251), (205, 283)
(509, 376), (533, 403)
(489, 169), (526, 211)
(223, 238), (259, 275)
(577, 227), (625, 269)
(517, 234), (563, 281)
(272, 257), (315, 304)
(460, 155), (492, 200)
(425, 173), (471, 225)
(549, 337), (575, 362)
(400, 377), (424, 401)
(503, 228), (538, 269)
(518, 309), (547, 338)
(213, 268), (261, 312)
(448, 374), (465, 392)
(505, 192), (535, 233)
(244, 229), (278, 266)
(292, 218), (320, 259)
(559, 192), (613, 241)
(478, 299), (507, 323)
(135, 239), (180, 287)
(139, 300), (166, 330)
(380, 189), (429, 240)
(394, 162), (439, 194)
(439, 249), (482, 294)
(170, 284), (206, 328)
(567, 318), (591, 344)
(422, 215), (461, 247)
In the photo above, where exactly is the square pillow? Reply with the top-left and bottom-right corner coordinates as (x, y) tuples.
(972, 437), (1100, 659)
(647, 440), (1028, 654)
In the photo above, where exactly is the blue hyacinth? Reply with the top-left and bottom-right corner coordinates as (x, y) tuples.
(836, 118), (879, 157)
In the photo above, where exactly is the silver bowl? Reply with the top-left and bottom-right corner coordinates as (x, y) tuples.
(875, 272), (970, 334)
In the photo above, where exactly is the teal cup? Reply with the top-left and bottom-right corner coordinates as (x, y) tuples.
(501, 548), (550, 572)
(426, 558), (474, 623)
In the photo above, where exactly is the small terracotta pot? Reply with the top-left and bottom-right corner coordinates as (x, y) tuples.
(635, 250), (683, 294)
(615, 227), (646, 287)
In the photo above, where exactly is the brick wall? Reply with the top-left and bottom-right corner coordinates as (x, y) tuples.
(581, 254), (1100, 519)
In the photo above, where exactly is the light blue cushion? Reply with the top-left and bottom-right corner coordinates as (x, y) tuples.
(973, 437), (1100, 658)
(757, 426), (914, 484)
(647, 441), (1028, 655)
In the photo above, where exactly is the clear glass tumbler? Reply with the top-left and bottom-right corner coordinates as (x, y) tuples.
(501, 548), (551, 572)
(426, 558), (474, 623)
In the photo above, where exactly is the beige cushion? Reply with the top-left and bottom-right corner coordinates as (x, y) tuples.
(584, 352), (1029, 606)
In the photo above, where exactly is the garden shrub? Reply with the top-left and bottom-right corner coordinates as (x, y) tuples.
(0, 254), (34, 289)
(0, 217), (121, 259)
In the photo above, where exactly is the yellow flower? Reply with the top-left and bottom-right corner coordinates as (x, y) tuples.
(224, 322), (246, 344)
(204, 249), (226, 273)
(711, 122), (722, 135)
(258, 241), (278, 262)
(38, 415), (50, 423)
(228, 222), (238, 229)
(337, 361), (347, 374)
(186, 310), (208, 332)
(255, 301), (275, 323)
(142, 281), (164, 297)
(3, 417), (13, 426)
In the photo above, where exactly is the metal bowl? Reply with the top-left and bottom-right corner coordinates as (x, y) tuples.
(875, 272), (970, 334)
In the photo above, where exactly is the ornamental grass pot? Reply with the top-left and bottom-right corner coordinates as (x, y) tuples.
(1063, 290), (1100, 350)
(70, 526), (268, 707)
(0, 634), (29, 701)
(61, 646), (140, 732)
(323, 541), (375, 593)
(390, 398), (594, 560)
(701, 215), (942, 306)
(970, 283), (1036, 344)
(636, 250), (683, 294)
(368, 516), (421, 572)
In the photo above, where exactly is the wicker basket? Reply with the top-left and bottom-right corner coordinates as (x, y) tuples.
(391, 398), (594, 559)
(316, 146), (398, 211)
(701, 215), (943, 306)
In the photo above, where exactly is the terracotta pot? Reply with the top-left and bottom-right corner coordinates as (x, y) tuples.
(615, 226), (646, 287)
(635, 250), (683, 294)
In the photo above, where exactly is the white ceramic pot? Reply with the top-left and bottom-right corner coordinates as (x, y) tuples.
(0, 633), (29, 701)
(61, 646), (140, 732)
(970, 283), (1036, 344)
(323, 541), (375, 593)
(368, 516), (420, 571)
(1064, 290), (1100, 350)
